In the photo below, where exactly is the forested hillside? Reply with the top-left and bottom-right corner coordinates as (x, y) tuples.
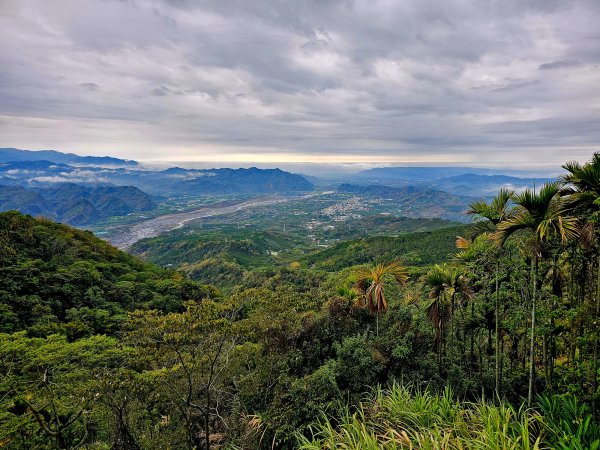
(129, 222), (466, 289)
(0, 211), (217, 335)
(2, 153), (600, 449)
(0, 184), (156, 225)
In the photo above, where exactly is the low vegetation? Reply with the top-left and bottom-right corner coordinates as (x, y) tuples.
(299, 384), (599, 449)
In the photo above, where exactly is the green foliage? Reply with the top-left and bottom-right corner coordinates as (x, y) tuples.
(0, 211), (219, 334)
(537, 394), (600, 449)
(303, 225), (469, 271)
(297, 384), (548, 449)
(0, 332), (134, 449)
(3, 153), (600, 448)
(334, 335), (385, 392)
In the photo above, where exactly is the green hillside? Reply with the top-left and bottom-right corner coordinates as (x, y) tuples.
(302, 224), (469, 271)
(0, 211), (217, 335)
(0, 183), (157, 225)
(128, 222), (467, 292)
(131, 228), (302, 267)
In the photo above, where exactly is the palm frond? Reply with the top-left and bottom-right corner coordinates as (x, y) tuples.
(455, 236), (471, 249)
(493, 211), (534, 246)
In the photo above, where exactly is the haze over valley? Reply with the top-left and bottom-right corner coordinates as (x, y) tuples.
(0, 147), (558, 251)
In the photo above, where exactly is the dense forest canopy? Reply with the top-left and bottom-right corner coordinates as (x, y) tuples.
(2, 154), (600, 449)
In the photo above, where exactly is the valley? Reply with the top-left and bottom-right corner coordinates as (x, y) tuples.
(104, 196), (288, 249)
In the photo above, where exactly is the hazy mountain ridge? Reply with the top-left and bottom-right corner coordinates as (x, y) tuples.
(0, 149), (315, 195)
(158, 167), (315, 194)
(0, 147), (138, 166)
(0, 183), (156, 225)
(356, 166), (496, 181)
(351, 168), (557, 198)
(431, 173), (555, 197)
(356, 165), (555, 181)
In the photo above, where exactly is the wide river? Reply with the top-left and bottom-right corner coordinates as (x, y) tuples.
(106, 196), (291, 249)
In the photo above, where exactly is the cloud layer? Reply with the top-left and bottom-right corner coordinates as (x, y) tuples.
(1, 0), (599, 166)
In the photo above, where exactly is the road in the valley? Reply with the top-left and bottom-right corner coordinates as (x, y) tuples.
(106, 196), (290, 249)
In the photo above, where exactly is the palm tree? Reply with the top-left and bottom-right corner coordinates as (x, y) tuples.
(493, 182), (578, 407)
(467, 188), (514, 232)
(467, 188), (514, 398)
(425, 264), (473, 362)
(561, 152), (600, 415)
(426, 264), (450, 358)
(355, 261), (408, 336)
(561, 152), (600, 216)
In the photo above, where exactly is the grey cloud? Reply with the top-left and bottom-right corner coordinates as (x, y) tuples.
(0, 0), (599, 166)
(151, 86), (184, 96)
(538, 60), (582, 70)
(80, 82), (99, 90)
(491, 79), (541, 92)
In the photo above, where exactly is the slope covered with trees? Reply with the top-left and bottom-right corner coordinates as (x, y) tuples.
(2, 153), (600, 449)
(0, 183), (157, 225)
(0, 211), (217, 335)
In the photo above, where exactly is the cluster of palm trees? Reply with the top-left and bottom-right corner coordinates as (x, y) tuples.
(354, 152), (600, 410)
(429, 153), (600, 407)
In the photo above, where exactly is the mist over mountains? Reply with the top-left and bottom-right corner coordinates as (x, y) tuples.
(0, 148), (317, 225)
(0, 148), (138, 166)
(0, 148), (315, 195)
(0, 147), (559, 226)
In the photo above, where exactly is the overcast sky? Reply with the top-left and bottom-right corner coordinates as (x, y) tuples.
(0, 0), (599, 167)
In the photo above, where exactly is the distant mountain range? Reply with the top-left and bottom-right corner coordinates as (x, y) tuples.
(0, 183), (156, 225)
(0, 148), (316, 225)
(0, 148), (138, 166)
(0, 149), (315, 196)
(154, 167), (314, 195)
(356, 166), (495, 181)
(431, 173), (554, 197)
(355, 166), (555, 181)
(351, 167), (556, 198)
(337, 183), (476, 221)
(1, 148), (556, 225)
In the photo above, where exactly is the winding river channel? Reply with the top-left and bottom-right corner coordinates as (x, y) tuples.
(105, 196), (290, 249)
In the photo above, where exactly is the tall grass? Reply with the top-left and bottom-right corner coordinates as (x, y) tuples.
(297, 384), (549, 449)
(536, 394), (600, 450)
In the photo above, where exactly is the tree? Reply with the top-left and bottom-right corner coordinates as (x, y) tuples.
(126, 301), (240, 449)
(561, 152), (600, 219)
(561, 152), (600, 415)
(425, 264), (473, 363)
(467, 188), (514, 398)
(0, 333), (133, 449)
(494, 182), (578, 406)
(468, 188), (515, 231)
(425, 264), (450, 359)
(354, 261), (408, 336)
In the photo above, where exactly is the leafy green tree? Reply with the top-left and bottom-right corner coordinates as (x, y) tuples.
(425, 263), (472, 363)
(0, 333), (133, 449)
(125, 301), (240, 449)
(561, 152), (600, 414)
